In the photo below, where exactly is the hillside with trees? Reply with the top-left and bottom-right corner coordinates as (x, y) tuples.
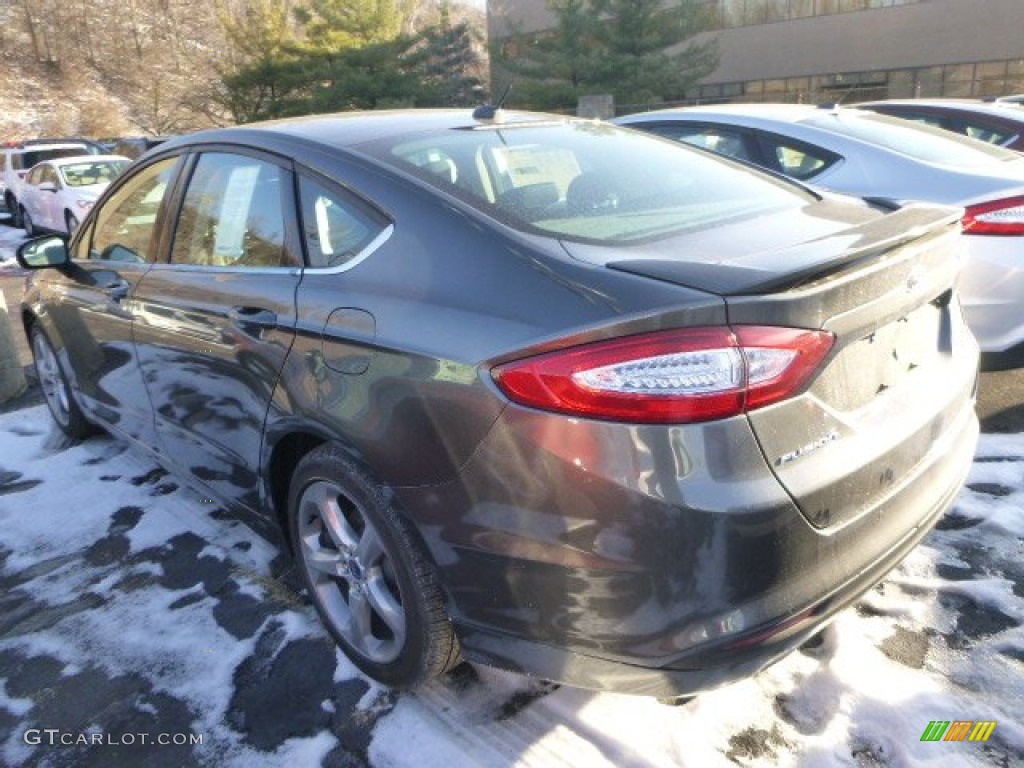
(0, 0), (486, 140)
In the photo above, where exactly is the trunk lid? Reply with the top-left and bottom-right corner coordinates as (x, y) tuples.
(565, 201), (977, 529)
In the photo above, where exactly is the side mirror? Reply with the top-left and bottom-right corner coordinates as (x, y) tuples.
(39, 182), (57, 193)
(16, 235), (70, 269)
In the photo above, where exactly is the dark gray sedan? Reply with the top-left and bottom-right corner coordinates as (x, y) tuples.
(16, 110), (978, 698)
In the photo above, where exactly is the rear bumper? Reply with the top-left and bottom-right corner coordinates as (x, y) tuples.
(397, 385), (978, 696)
(457, 423), (971, 698)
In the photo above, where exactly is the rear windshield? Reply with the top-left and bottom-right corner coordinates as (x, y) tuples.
(804, 112), (1020, 168)
(360, 120), (813, 244)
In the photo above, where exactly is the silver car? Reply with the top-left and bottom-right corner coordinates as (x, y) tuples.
(615, 104), (1024, 369)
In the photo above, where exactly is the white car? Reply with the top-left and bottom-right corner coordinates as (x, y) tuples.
(615, 105), (1024, 369)
(2, 140), (103, 224)
(19, 155), (130, 235)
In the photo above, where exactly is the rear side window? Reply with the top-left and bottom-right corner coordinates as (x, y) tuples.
(754, 133), (840, 180)
(963, 120), (1018, 146)
(171, 153), (299, 269)
(89, 157), (181, 263)
(299, 175), (389, 269)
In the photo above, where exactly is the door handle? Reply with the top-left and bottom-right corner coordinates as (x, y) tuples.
(228, 306), (278, 329)
(103, 279), (130, 301)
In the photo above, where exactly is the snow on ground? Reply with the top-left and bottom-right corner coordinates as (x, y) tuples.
(0, 403), (1021, 767)
(0, 224), (25, 266)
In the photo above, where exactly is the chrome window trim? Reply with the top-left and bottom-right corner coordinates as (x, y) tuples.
(150, 223), (394, 275)
(306, 222), (394, 274)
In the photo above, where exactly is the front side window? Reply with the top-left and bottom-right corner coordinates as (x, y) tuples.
(646, 123), (757, 164)
(171, 153), (298, 268)
(89, 157), (181, 263)
(363, 121), (811, 245)
(892, 111), (948, 130)
(41, 166), (60, 187)
(25, 166), (45, 185)
(299, 175), (389, 268)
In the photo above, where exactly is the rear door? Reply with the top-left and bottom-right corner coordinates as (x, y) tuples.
(132, 148), (304, 511)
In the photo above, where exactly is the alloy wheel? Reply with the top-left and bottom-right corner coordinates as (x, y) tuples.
(33, 331), (70, 427)
(296, 480), (406, 664)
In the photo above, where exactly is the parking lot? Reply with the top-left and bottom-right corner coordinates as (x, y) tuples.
(1, 222), (1022, 767)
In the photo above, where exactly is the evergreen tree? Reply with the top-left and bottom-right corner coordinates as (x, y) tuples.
(219, 0), (487, 120)
(414, 1), (487, 107)
(294, 0), (417, 50)
(496, 0), (718, 111)
(216, 0), (303, 123)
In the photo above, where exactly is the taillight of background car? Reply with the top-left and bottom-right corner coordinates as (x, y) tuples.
(963, 195), (1024, 235)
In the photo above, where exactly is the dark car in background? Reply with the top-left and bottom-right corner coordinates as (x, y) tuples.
(16, 110), (979, 698)
(857, 98), (1024, 151)
(113, 135), (174, 159)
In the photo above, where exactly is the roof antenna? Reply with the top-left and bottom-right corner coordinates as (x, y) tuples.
(473, 83), (513, 122)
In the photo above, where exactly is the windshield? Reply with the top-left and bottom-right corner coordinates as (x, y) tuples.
(59, 160), (130, 187)
(805, 112), (1020, 168)
(360, 121), (813, 245)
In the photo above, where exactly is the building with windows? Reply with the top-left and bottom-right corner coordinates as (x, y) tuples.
(488, 0), (1024, 109)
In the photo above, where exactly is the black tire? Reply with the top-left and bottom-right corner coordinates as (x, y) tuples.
(22, 208), (35, 237)
(29, 325), (94, 439)
(287, 443), (460, 687)
(7, 196), (21, 228)
(65, 211), (79, 236)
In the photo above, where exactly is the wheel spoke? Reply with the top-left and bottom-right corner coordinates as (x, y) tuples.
(304, 547), (344, 577)
(302, 482), (359, 552)
(365, 572), (406, 642)
(348, 586), (374, 654)
(355, 522), (385, 567)
(33, 334), (69, 420)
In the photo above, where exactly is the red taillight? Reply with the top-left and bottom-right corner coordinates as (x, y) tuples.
(962, 195), (1024, 235)
(492, 326), (834, 424)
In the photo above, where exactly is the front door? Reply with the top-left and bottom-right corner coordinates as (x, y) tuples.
(39, 156), (183, 446)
